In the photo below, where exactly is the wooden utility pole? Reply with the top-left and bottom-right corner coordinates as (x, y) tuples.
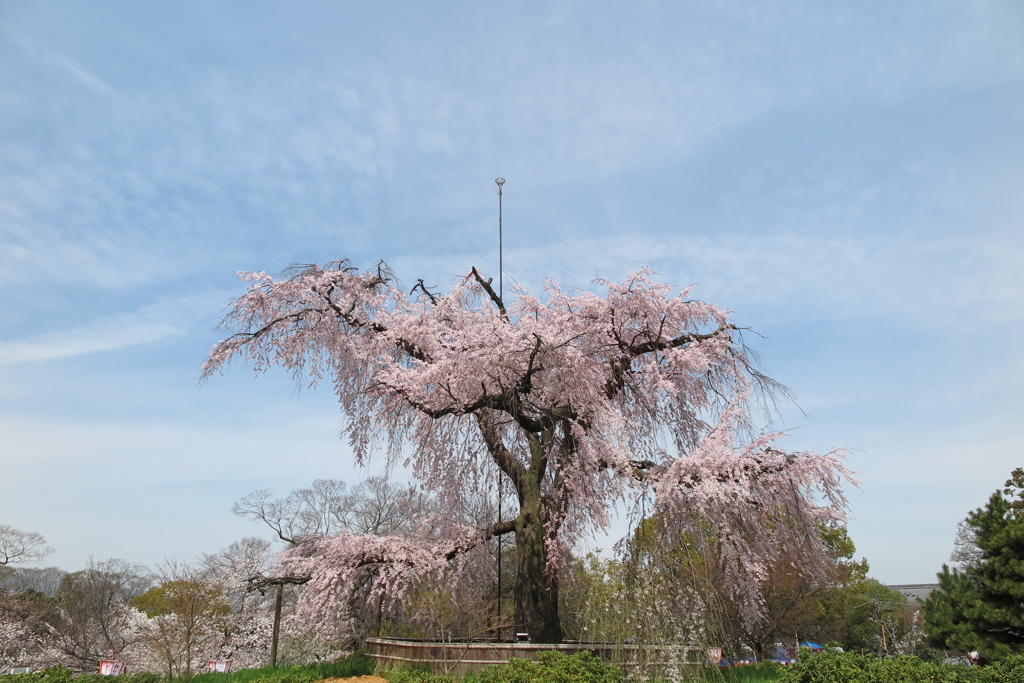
(247, 573), (311, 666)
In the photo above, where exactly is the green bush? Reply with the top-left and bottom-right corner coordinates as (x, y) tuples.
(713, 663), (784, 682)
(0, 666), (74, 683)
(774, 649), (1024, 683)
(62, 674), (158, 683)
(127, 673), (162, 683)
(186, 653), (373, 683)
(380, 651), (625, 683)
(977, 653), (1024, 682)
(382, 669), (458, 683)
(476, 651), (622, 683)
(0, 655), (374, 683)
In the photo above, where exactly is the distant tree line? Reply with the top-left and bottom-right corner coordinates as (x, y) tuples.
(0, 477), (417, 673)
(4, 469), (922, 676)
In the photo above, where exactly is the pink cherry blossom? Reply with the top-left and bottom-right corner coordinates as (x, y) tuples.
(205, 261), (852, 642)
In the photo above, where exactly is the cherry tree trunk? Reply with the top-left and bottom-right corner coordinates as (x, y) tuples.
(514, 499), (562, 643)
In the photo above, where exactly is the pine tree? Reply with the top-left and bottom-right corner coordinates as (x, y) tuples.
(924, 468), (1024, 662)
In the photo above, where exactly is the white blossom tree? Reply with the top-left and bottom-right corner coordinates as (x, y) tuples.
(204, 261), (851, 643)
(0, 590), (62, 669)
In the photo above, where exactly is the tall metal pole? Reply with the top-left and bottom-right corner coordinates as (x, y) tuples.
(494, 177), (505, 640)
(496, 178), (504, 300)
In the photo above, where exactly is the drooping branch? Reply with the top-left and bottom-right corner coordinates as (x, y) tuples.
(387, 381), (546, 434)
(603, 325), (737, 400)
(628, 458), (659, 480)
(279, 518), (519, 628)
(625, 448), (800, 485)
(448, 518), (518, 559)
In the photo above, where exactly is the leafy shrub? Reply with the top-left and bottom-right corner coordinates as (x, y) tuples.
(381, 651), (624, 683)
(127, 673), (162, 683)
(977, 654), (1024, 682)
(73, 674), (161, 683)
(382, 669), (457, 683)
(186, 653), (373, 683)
(476, 651), (622, 683)
(774, 649), (1024, 683)
(0, 667), (73, 683)
(0, 655), (373, 683)
(714, 662), (785, 682)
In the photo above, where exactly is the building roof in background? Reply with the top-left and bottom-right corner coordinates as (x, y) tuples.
(888, 583), (939, 604)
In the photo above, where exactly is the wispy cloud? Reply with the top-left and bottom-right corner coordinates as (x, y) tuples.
(0, 322), (180, 365)
(0, 291), (228, 366)
(7, 30), (115, 96)
(391, 229), (1024, 331)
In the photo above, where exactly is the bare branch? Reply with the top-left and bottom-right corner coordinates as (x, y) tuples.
(410, 279), (439, 305)
(469, 267), (509, 321)
(0, 525), (53, 566)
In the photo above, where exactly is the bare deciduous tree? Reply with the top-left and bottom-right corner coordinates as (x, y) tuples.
(52, 558), (154, 670)
(234, 476), (434, 543)
(0, 566), (66, 597)
(950, 519), (984, 568)
(0, 525), (54, 566)
(232, 479), (351, 545)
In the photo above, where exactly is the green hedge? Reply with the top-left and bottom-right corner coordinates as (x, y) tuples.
(186, 656), (373, 683)
(477, 651), (622, 683)
(0, 654), (373, 683)
(777, 650), (1024, 683)
(378, 650), (1024, 683)
(381, 652), (623, 683)
(0, 670), (159, 683)
(10, 651), (1024, 683)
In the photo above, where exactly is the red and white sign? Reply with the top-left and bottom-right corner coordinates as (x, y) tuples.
(98, 661), (125, 676)
(207, 661), (233, 673)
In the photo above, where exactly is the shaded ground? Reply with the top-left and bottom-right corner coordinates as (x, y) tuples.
(321, 676), (388, 683)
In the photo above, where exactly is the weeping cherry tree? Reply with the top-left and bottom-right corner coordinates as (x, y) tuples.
(203, 260), (850, 643)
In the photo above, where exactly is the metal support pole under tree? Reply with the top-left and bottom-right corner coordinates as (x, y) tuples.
(495, 176), (503, 643)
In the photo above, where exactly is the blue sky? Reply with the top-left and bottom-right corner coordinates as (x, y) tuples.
(1, 0), (1022, 584)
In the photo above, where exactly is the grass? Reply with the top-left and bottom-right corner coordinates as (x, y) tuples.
(376, 656), (786, 683)
(712, 663), (785, 682)
(0, 652), (784, 683)
(184, 655), (374, 683)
